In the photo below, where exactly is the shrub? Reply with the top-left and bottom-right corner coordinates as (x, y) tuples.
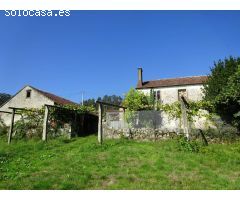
(0, 118), (8, 137)
(177, 136), (201, 153)
(123, 88), (150, 111)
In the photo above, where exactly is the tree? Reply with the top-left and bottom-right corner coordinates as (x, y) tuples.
(83, 95), (123, 111)
(214, 66), (240, 130)
(203, 56), (240, 101)
(122, 88), (149, 111)
(0, 93), (11, 107)
(83, 98), (96, 107)
(203, 56), (240, 130)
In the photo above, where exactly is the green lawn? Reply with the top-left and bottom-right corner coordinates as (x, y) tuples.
(0, 135), (240, 189)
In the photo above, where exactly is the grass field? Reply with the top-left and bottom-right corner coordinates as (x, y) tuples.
(0, 135), (240, 190)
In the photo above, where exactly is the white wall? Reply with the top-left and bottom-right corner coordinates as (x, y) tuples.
(138, 84), (204, 104)
(137, 84), (208, 130)
(0, 86), (54, 125)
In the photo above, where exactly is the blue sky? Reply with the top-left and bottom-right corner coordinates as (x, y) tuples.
(0, 11), (240, 103)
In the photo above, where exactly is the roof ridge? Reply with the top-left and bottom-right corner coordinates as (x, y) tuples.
(147, 75), (208, 82)
(29, 86), (77, 105)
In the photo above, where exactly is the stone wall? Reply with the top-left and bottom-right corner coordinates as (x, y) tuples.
(104, 109), (213, 141)
(103, 123), (178, 141)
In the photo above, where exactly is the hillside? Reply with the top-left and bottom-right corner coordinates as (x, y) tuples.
(0, 135), (240, 189)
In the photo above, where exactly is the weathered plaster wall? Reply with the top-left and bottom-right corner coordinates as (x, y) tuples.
(0, 86), (54, 125)
(139, 84), (204, 104)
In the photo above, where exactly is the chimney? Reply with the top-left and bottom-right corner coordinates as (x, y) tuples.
(137, 67), (143, 87)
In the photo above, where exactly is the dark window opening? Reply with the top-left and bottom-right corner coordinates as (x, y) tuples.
(26, 90), (32, 98)
(178, 89), (187, 101)
(153, 90), (161, 101)
(157, 91), (161, 101)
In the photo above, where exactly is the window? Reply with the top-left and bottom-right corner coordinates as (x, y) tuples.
(157, 91), (161, 101)
(26, 90), (32, 98)
(178, 89), (187, 101)
(153, 90), (161, 101)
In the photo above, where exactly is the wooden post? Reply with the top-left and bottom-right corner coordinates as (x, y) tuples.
(98, 103), (103, 144)
(122, 108), (126, 128)
(42, 105), (49, 141)
(180, 99), (189, 140)
(8, 108), (15, 144)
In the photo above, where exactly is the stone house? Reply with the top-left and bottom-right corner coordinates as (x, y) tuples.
(103, 68), (210, 140)
(0, 85), (76, 125)
(135, 68), (209, 132)
(136, 68), (208, 104)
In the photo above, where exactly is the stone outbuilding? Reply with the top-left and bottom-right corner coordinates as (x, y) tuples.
(0, 85), (76, 125)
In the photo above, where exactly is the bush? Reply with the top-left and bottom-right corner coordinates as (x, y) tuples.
(13, 109), (44, 140)
(13, 118), (42, 139)
(0, 118), (8, 137)
(122, 88), (150, 111)
(0, 125), (8, 137)
(177, 136), (201, 153)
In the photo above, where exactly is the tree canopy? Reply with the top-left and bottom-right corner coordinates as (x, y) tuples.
(203, 56), (240, 130)
(203, 56), (240, 101)
(83, 94), (123, 110)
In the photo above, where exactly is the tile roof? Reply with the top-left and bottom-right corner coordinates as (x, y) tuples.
(32, 86), (77, 105)
(136, 76), (208, 89)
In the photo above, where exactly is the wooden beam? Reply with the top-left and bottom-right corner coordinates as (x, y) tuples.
(8, 107), (34, 111)
(0, 110), (14, 114)
(96, 101), (127, 109)
(181, 96), (190, 109)
(0, 110), (22, 115)
(98, 103), (103, 144)
(8, 108), (15, 144)
(45, 104), (70, 110)
(42, 105), (49, 141)
(199, 129), (208, 146)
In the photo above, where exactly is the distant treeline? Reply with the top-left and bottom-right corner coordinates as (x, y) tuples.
(83, 95), (123, 110)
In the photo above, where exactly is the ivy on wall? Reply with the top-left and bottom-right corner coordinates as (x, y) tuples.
(3, 104), (96, 139)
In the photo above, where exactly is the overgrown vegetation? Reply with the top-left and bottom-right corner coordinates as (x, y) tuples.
(0, 135), (240, 189)
(122, 88), (150, 111)
(122, 88), (213, 124)
(1, 104), (96, 140)
(13, 108), (44, 139)
(0, 117), (8, 136)
(203, 56), (240, 130)
(177, 136), (201, 153)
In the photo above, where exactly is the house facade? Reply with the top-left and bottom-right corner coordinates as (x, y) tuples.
(134, 68), (209, 132)
(136, 68), (208, 104)
(0, 85), (76, 125)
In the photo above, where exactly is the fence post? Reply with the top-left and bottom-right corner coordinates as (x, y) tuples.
(42, 105), (49, 141)
(8, 108), (15, 144)
(98, 103), (103, 144)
